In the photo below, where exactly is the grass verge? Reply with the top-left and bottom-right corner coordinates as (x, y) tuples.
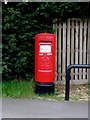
(1, 80), (89, 101)
(2, 80), (65, 101)
(0, 82), (2, 98)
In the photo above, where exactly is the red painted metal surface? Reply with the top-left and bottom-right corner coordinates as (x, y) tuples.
(35, 33), (56, 83)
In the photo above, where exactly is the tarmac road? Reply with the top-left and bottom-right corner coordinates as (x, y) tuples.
(0, 99), (2, 120)
(2, 98), (88, 118)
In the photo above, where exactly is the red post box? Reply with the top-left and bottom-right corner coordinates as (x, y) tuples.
(35, 32), (56, 94)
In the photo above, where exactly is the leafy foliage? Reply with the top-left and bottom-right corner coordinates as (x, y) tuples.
(2, 2), (90, 81)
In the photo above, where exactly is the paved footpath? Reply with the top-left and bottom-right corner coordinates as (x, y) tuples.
(1, 98), (88, 118)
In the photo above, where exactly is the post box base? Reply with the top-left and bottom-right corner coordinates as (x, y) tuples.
(35, 82), (55, 95)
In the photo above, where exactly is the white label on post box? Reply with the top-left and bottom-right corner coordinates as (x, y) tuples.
(40, 45), (51, 53)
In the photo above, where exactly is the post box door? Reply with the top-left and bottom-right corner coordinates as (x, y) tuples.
(38, 41), (53, 71)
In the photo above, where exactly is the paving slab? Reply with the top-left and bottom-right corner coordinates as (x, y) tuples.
(2, 98), (88, 118)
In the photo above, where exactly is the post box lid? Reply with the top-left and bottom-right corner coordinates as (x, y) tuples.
(35, 32), (55, 37)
